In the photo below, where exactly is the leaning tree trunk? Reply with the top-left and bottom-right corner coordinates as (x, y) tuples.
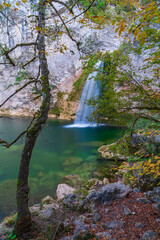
(15, 0), (51, 235)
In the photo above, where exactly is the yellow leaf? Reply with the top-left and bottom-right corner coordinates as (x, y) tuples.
(141, 38), (145, 45)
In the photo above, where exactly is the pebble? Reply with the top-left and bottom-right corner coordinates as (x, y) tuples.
(124, 207), (132, 215)
(135, 222), (144, 228)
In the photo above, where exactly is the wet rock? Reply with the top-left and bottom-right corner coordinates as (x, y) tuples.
(145, 187), (160, 203)
(135, 222), (144, 228)
(142, 230), (157, 240)
(152, 203), (160, 212)
(62, 157), (83, 169)
(137, 198), (151, 204)
(124, 207), (131, 215)
(56, 184), (76, 201)
(62, 174), (82, 188)
(105, 220), (125, 229)
(79, 182), (132, 211)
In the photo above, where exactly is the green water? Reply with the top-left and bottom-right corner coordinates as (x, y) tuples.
(0, 117), (123, 220)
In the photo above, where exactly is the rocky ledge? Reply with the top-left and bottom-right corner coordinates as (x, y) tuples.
(0, 182), (160, 240)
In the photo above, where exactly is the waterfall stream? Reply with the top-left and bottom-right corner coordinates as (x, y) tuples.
(65, 61), (103, 128)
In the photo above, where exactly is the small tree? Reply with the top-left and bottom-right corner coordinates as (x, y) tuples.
(0, 0), (99, 236)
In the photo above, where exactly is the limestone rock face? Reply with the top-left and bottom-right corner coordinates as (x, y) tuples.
(0, 1), (122, 117)
(56, 184), (76, 201)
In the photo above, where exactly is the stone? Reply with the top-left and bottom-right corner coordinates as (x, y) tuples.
(142, 230), (157, 240)
(130, 134), (146, 148)
(124, 207), (131, 215)
(133, 187), (141, 192)
(103, 177), (110, 185)
(62, 174), (82, 188)
(79, 182), (132, 211)
(93, 213), (102, 223)
(62, 194), (79, 209)
(154, 135), (160, 144)
(56, 184), (76, 201)
(86, 178), (103, 193)
(137, 198), (151, 204)
(105, 208), (110, 214)
(146, 187), (160, 203)
(41, 195), (56, 206)
(98, 143), (130, 161)
(62, 157), (83, 168)
(152, 203), (160, 212)
(96, 231), (111, 239)
(135, 222), (144, 228)
(105, 220), (125, 229)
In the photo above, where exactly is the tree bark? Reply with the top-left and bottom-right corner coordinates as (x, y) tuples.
(15, 0), (51, 235)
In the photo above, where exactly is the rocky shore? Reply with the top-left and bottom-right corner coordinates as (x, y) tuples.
(0, 177), (159, 240)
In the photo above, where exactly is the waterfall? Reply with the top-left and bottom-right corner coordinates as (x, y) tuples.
(65, 60), (103, 128)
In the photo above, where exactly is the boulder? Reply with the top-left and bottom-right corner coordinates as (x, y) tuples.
(86, 178), (103, 193)
(130, 134), (146, 148)
(79, 182), (132, 211)
(98, 143), (130, 161)
(62, 194), (79, 209)
(56, 184), (76, 201)
(62, 174), (82, 188)
(41, 195), (57, 206)
(145, 187), (160, 203)
(103, 177), (110, 185)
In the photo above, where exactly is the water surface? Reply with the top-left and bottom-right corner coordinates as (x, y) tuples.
(0, 117), (123, 220)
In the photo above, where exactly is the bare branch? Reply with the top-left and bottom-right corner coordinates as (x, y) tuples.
(65, 0), (96, 24)
(0, 80), (40, 108)
(51, 0), (73, 14)
(5, 42), (37, 54)
(0, 112), (38, 148)
(49, 2), (81, 50)
(22, 56), (37, 68)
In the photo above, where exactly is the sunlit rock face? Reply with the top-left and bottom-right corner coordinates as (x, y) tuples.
(0, 0), (121, 116)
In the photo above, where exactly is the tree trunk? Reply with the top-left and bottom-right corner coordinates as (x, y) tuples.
(15, 0), (51, 235)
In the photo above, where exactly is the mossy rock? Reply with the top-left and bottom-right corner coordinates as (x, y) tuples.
(62, 157), (83, 168)
(62, 174), (83, 188)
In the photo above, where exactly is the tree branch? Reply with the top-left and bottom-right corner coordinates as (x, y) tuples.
(0, 80), (40, 108)
(49, 2), (81, 50)
(0, 112), (38, 148)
